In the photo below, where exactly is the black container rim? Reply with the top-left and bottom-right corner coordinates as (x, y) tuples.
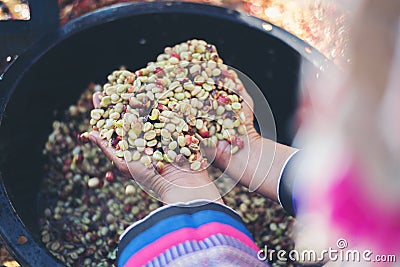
(0, 2), (330, 266)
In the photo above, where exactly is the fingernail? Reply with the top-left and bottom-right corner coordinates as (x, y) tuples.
(88, 131), (97, 143)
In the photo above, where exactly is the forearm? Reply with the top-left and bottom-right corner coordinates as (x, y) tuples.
(225, 136), (298, 202)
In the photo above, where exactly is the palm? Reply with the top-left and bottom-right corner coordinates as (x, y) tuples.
(90, 93), (211, 200)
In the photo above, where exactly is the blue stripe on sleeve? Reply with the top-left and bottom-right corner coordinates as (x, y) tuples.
(118, 209), (252, 266)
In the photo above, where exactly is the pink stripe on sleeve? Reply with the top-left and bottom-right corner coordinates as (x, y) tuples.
(123, 222), (259, 267)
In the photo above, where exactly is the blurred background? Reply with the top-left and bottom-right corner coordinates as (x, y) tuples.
(0, 0), (349, 67)
(0, 0), (349, 266)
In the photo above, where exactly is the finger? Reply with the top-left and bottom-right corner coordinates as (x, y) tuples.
(239, 88), (255, 115)
(89, 131), (127, 170)
(93, 92), (102, 108)
(208, 140), (233, 171)
(239, 85), (253, 106)
(88, 130), (98, 144)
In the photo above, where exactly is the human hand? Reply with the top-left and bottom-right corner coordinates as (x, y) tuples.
(204, 86), (261, 172)
(89, 92), (223, 205)
(203, 85), (297, 201)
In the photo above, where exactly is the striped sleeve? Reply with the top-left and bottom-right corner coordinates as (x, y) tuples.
(117, 200), (269, 267)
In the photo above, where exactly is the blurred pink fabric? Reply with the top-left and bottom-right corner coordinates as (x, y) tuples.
(327, 159), (400, 255)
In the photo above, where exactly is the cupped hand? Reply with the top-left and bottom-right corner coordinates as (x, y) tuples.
(203, 86), (298, 199)
(89, 92), (223, 204)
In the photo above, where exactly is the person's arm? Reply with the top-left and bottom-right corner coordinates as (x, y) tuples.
(213, 135), (298, 203)
(203, 84), (301, 216)
(205, 86), (299, 212)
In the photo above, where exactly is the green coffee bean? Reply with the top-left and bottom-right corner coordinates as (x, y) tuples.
(165, 123), (176, 132)
(196, 119), (204, 130)
(117, 84), (129, 94)
(140, 156), (152, 167)
(190, 107), (197, 116)
(231, 146), (239, 154)
(125, 184), (136, 195)
(198, 91), (209, 101)
(171, 117), (181, 125)
(191, 86), (201, 96)
(144, 147), (154, 155)
(161, 129), (171, 139)
(128, 137), (135, 146)
(238, 111), (245, 122)
(104, 129), (114, 140)
(183, 82), (195, 91)
(143, 122), (153, 132)
(100, 95), (111, 106)
(110, 94), (120, 103)
(144, 130), (156, 140)
(105, 119), (114, 129)
(222, 129), (230, 139)
(154, 122), (166, 128)
(149, 109), (160, 120)
(109, 112), (120, 120)
(115, 127), (125, 137)
(189, 64), (201, 74)
(233, 119), (241, 128)
(90, 109), (104, 120)
(105, 85), (117, 95)
(223, 119), (234, 129)
(128, 129), (138, 139)
(168, 57), (179, 65)
(147, 139), (157, 147)
(216, 106), (225, 116)
(161, 110), (174, 119)
(152, 151), (163, 161)
(115, 150), (124, 158)
(123, 151), (132, 162)
(132, 151), (141, 161)
(212, 68), (221, 76)
(174, 92), (185, 100)
(136, 146), (145, 152)
(180, 147), (191, 157)
(190, 161), (201, 171)
(123, 113), (136, 125)
(90, 119), (97, 126)
(134, 138), (146, 147)
(118, 140), (129, 151)
(177, 136), (186, 147)
(163, 153), (173, 163)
